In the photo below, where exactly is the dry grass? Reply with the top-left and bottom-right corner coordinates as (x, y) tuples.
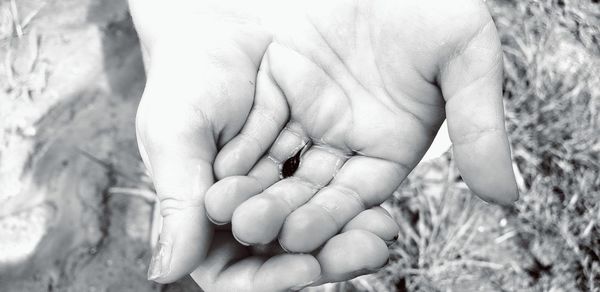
(499, 0), (600, 290)
(330, 0), (600, 291)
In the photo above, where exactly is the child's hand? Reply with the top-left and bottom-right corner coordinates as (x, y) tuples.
(205, 0), (518, 253)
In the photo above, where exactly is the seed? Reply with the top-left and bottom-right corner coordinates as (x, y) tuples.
(281, 149), (302, 178)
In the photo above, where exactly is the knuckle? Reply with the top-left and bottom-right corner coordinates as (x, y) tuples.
(252, 105), (286, 127)
(159, 197), (204, 217)
(343, 229), (375, 243)
(331, 184), (368, 210)
(452, 126), (503, 145)
(238, 132), (265, 152)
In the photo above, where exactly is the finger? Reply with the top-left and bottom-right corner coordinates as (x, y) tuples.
(342, 206), (399, 245)
(139, 92), (216, 283)
(439, 19), (518, 205)
(214, 48), (289, 179)
(205, 155), (281, 225)
(231, 145), (348, 246)
(231, 177), (318, 246)
(188, 232), (247, 290)
(279, 156), (406, 252)
(190, 232), (321, 292)
(205, 176), (263, 225)
(213, 256), (321, 292)
(138, 43), (262, 283)
(206, 124), (309, 227)
(312, 230), (389, 287)
(252, 254), (321, 291)
(138, 84), (216, 282)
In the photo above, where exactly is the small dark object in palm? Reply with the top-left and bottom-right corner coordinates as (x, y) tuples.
(281, 148), (302, 178)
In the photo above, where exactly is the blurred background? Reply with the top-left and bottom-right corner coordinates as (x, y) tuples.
(0, 0), (598, 291)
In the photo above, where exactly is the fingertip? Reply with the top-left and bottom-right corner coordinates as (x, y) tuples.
(473, 182), (519, 206)
(231, 196), (287, 245)
(342, 207), (400, 243)
(279, 205), (337, 253)
(254, 254), (321, 292)
(214, 140), (256, 179)
(474, 181), (519, 206)
(453, 136), (519, 206)
(146, 156), (215, 283)
(205, 176), (263, 224)
(317, 230), (389, 279)
(148, 206), (213, 283)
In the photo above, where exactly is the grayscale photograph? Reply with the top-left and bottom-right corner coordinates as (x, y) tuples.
(0, 0), (599, 291)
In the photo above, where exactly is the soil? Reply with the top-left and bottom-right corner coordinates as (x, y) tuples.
(0, 0), (196, 290)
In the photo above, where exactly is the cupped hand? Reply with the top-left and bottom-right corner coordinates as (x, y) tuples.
(206, 0), (519, 253)
(130, 0), (402, 288)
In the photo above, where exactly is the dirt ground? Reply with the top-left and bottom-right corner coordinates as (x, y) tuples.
(1, 0), (598, 291)
(0, 0), (191, 290)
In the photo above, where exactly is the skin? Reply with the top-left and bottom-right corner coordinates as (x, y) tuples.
(206, 0), (518, 253)
(131, 0), (518, 290)
(131, 0), (401, 290)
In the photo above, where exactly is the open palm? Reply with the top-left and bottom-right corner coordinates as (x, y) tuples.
(207, 0), (518, 253)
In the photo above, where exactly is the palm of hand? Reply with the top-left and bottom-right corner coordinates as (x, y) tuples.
(209, 0), (515, 253)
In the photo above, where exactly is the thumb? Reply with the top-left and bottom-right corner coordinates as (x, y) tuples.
(137, 53), (220, 283)
(130, 0), (271, 283)
(137, 29), (266, 281)
(440, 19), (518, 205)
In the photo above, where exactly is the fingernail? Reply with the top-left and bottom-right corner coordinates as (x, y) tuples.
(290, 275), (321, 291)
(278, 237), (291, 253)
(147, 240), (172, 281)
(384, 234), (399, 246)
(207, 215), (227, 226)
(232, 232), (250, 246)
